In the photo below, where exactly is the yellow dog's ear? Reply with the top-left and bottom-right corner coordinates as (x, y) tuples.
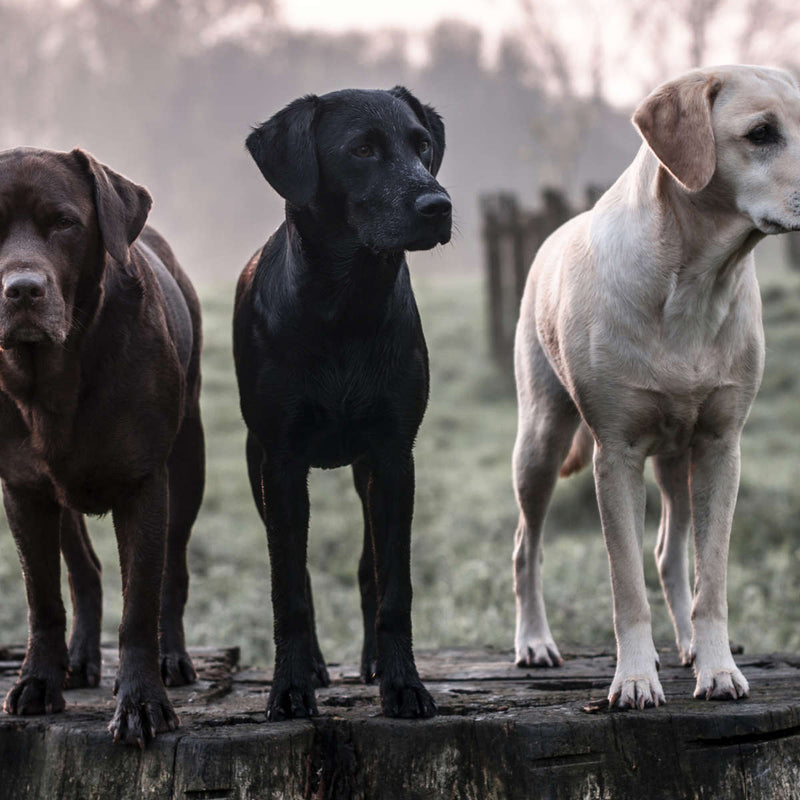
(632, 72), (722, 192)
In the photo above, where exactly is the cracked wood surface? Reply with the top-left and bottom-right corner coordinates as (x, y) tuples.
(1, 645), (799, 799)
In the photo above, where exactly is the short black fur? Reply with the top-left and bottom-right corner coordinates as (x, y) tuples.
(234, 87), (451, 720)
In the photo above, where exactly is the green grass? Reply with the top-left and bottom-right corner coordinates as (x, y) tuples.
(0, 241), (799, 667)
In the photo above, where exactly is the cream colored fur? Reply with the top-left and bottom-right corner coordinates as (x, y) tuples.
(512, 65), (800, 708)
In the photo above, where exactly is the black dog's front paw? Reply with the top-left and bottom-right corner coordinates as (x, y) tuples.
(108, 683), (179, 748)
(267, 674), (318, 721)
(380, 678), (437, 719)
(161, 649), (197, 687)
(4, 671), (66, 716)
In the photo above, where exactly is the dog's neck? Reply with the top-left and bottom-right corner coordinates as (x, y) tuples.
(284, 207), (406, 325)
(614, 147), (762, 317)
(652, 160), (764, 279)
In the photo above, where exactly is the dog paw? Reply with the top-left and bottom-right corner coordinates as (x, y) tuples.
(160, 650), (197, 687)
(380, 679), (437, 719)
(64, 643), (102, 689)
(515, 638), (563, 668)
(693, 666), (749, 701)
(311, 657), (330, 689)
(609, 666), (665, 710)
(4, 673), (66, 715)
(266, 675), (318, 721)
(108, 686), (179, 748)
(678, 641), (695, 667)
(360, 656), (377, 685)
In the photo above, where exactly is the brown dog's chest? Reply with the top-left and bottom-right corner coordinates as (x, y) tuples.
(0, 386), (171, 513)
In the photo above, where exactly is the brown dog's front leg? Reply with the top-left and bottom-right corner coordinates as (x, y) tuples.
(2, 482), (68, 716)
(261, 457), (318, 721)
(367, 454), (436, 719)
(109, 468), (178, 747)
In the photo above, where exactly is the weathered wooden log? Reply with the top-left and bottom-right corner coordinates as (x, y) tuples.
(1, 645), (799, 799)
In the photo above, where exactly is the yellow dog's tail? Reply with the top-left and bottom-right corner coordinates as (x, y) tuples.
(559, 422), (594, 477)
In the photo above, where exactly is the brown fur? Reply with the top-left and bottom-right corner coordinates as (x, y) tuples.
(0, 147), (205, 747)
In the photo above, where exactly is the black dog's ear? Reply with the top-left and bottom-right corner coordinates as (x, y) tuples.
(389, 86), (446, 176)
(72, 148), (152, 267)
(246, 95), (320, 206)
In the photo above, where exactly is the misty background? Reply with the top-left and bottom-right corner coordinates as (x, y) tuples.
(0, 0), (799, 665)
(8, 0), (800, 279)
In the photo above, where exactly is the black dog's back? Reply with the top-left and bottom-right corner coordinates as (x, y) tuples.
(233, 86), (450, 722)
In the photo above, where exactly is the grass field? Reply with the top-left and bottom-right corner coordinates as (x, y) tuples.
(0, 240), (798, 669)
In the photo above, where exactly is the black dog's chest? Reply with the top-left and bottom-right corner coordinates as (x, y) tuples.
(297, 360), (395, 468)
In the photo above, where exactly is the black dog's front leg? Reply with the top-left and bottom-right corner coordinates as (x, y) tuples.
(367, 454), (436, 719)
(246, 432), (328, 689)
(2, 482), (68, 716)
(353, 459), (377, 684)
(109, 468), (179, 747)
(260, 455), (318, 720)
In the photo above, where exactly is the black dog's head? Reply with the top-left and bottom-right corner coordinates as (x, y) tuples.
(0, 148), (151, 349)
(246, 86), (451, 253)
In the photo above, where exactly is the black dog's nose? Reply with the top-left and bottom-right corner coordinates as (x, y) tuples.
(3, 272), (47, 304)
(415, 193), (452, 218)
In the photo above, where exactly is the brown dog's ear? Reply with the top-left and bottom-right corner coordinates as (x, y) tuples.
(632, 73), (722, 192)
(71, 148), (152, 266)
(246, 95), (320, 206)
(389, 86), (446, 177)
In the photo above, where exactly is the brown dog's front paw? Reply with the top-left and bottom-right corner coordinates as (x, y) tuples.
(4, 673), (66, 716)
(108, 686), (179, 748)
(380, 680), (437, 719)
(266, 676), (318, 721)
(161, 650), (197, 687)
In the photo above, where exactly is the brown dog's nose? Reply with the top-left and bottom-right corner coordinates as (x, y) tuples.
(3, 272), (47, 304)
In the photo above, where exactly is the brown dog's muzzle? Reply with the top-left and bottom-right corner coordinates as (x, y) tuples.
(0, 266), (65, 346)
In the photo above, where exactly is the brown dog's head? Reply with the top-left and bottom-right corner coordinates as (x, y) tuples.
(0, 148), (151, 349)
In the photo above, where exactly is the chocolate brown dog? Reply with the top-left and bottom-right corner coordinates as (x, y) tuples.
(0, 147), (204, 747)
(234, 87), (451, 720)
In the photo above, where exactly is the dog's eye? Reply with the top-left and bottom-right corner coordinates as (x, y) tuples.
(419, 140), (431, 155)
(54, 217), (77, 230)
(353, 144), (374, 158)
(745, 124), (779, 145)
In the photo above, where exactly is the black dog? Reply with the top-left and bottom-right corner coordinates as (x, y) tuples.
(0, 148), (204, 747)
(233, 87), (451, 720)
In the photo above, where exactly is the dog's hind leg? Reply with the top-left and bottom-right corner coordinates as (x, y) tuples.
(245, 432), (329, 688)
(160, 412), (204, 687)
(513, 335), (581, 668)
(353, 458), (377, 684)
(653, 453), (693, 665)
(61, 510), (103, 689)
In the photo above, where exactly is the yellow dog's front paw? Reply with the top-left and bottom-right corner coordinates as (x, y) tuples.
(609, 669), (665, 710)
(693, 667), (749, 700)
